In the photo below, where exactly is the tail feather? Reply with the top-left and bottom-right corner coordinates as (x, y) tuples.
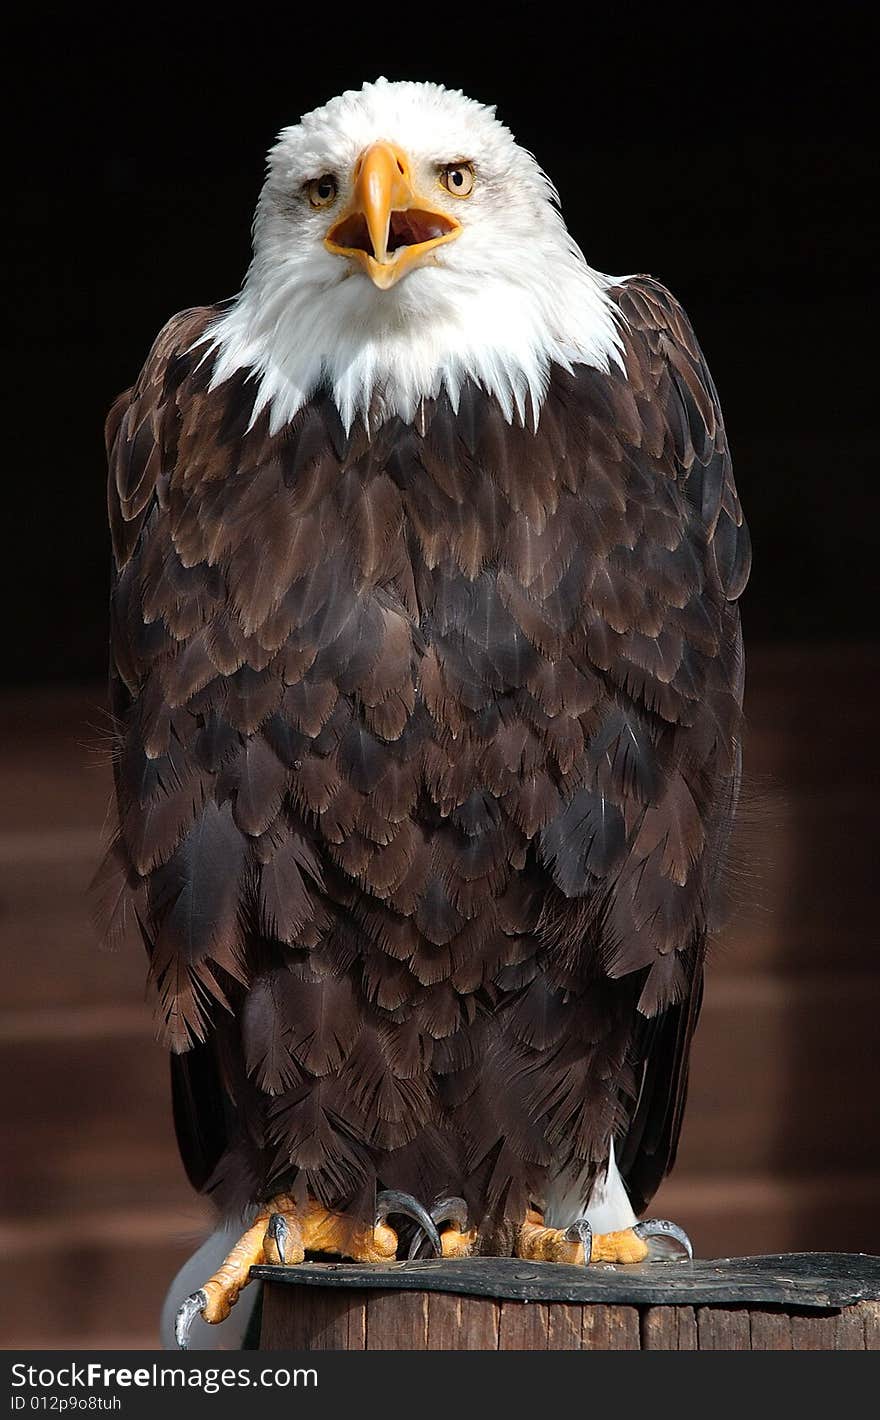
(543, 1139), (637, 1233)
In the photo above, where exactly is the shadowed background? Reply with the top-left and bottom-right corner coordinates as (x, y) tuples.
(2, 5), (877, 1347)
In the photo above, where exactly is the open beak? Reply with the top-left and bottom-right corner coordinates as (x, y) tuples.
(325, 141), (461, 290)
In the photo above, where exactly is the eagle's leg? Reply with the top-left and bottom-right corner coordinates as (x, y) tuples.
(515, 1208), (650, 1264)
(175, 1191), (441, 1348)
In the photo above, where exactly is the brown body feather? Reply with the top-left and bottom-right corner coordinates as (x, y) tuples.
(101, 278), (750, 1230)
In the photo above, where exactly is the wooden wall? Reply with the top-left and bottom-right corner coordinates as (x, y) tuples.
(1, 645), (877, 1348)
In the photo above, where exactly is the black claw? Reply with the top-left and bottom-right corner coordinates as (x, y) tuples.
(633, 1218), (693, 1260)
(266, 1212), (290, 1265)
(563, 1217), (593, 1266)
(175, 1289), (207, 1350)
(407, 1195), (469, 1260)
(375, 1189), (442, 1256)
(432, 1195), (469, 1232)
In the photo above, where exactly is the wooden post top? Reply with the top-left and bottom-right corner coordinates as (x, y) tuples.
(252, 1251), (880, 1310)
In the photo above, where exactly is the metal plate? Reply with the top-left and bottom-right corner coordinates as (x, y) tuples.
(251, 1252), (880, 1310)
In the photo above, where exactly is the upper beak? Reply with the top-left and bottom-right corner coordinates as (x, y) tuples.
(325, 141), (461, 290)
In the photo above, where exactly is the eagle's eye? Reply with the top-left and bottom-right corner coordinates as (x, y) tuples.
(440, 162), (476, 198)
(305, 175), (338, 209)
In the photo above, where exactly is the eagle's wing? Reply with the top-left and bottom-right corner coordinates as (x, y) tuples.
(607, 276), (750, 1210)
(101, 305), (430, 1208)
(101, 306), (257, 1194)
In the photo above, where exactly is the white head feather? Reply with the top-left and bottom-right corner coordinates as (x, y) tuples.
(207, 78), (625, 434)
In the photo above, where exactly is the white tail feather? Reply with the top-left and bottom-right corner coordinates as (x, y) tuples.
(543, 1139), (637, 1233)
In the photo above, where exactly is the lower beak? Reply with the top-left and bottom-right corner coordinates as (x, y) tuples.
(325, 141), (461, 290)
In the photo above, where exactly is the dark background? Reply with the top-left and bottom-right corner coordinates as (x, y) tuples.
(2, 5), (878, 1349)
(5, 5), (877, 683)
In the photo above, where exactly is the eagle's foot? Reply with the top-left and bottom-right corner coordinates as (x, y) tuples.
(175, 1205), (283, 1347)
(407, 1195), (477, 1260)
(440, 1227), (478, 1258)
(515, 1210), (660, 1265)
(175, 1190), (441, 1348)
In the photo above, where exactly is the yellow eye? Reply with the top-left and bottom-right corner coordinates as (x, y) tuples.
(440, 162), (475, 198)
(306, 174), (338, 208)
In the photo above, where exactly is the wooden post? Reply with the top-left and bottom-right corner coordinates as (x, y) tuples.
(253, 1253), (880, 1351)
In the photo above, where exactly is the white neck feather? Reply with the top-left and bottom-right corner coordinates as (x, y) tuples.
(204, 234), (625, 436)
(200, 78), (628, 434)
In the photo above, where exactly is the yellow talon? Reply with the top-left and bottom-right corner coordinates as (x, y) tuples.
(516, 1209), (649, 1265)
(440, 1227), (478, 1258)
(590, 1228), (649, 1264)
(180, 1195), (401, 1337)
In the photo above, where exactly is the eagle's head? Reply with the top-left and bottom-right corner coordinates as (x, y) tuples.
(209, 79), (623, 432)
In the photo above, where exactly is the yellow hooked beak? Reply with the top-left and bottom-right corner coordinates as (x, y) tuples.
(325, 141), (461, 290)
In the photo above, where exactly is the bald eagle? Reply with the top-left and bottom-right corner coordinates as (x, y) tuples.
(98, 79), (750, 1346)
